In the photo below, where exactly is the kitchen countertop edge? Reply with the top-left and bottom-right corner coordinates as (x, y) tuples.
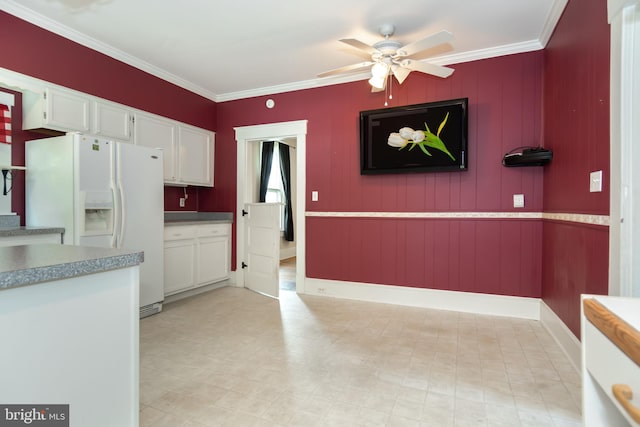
(164, 212), (233, 225)
(0, 244), (144, 291)
(0, 226), (65, 237)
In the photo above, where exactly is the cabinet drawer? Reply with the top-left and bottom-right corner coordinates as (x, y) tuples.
(164, 226), (197, 241)
(196, 224), (230, 237)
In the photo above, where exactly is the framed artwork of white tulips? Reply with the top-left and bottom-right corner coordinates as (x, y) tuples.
(359, 98), (468, 174)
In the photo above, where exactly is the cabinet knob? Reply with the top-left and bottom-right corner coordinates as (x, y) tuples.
(613, 384), (640, 423)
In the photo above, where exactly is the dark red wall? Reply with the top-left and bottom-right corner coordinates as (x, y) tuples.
(3, 6), (612, 323)
(208, 52), (546, 296)
(0, 11), (216, 214)
(0, 12), (216, 130)
(542, 0), (610, 337)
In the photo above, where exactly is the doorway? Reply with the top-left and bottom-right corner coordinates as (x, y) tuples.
(235, 120), (307, 293)
(279, 257), (296, 291)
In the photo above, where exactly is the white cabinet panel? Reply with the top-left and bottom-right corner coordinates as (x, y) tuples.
(93, 101), (132, 141)
(163, 223), (230, 297)
(133, 112), (177, 182)
(178, 125), (213, 186)
(164, 238), (196, 296)
(23, 87), (90, 133)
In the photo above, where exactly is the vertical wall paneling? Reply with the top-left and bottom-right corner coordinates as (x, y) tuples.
(542, 0), (610, 338)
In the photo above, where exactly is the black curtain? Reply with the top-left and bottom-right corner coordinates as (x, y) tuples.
(279, 143), (294, 241)
(258, 141), (274, 202)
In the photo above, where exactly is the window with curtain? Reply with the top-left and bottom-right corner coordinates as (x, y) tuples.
(265, 142), (285, 230)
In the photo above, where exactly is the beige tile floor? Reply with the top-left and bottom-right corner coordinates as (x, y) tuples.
(139, 287), (582, 427)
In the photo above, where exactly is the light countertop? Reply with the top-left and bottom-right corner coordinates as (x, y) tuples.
(0, 226), (65, 238)
(164, 212), (232, 226)
(0, 244), (143, 290)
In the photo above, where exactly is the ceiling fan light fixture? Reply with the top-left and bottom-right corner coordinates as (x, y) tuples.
(368, 74), (387, 89)
(371, 61), (390, 78)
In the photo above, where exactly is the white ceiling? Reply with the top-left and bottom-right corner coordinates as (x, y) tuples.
(2, 0), (567, 102)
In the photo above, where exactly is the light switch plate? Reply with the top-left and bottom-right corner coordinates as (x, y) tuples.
(513, 194), (525, 208)
(590, 170), (603, 192)
(311, 191), (319, 202)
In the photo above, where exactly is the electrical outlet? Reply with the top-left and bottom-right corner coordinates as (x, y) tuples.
(179, 197), (185, 207)
(513, 194), (525, 208)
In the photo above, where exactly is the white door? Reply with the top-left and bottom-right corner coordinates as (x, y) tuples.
(244, 203), (281, 298)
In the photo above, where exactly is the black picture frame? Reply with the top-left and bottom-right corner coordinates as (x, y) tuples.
(360, 98), (468, 174)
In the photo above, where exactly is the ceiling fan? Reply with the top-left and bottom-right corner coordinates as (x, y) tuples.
(318, 24), (455, 91)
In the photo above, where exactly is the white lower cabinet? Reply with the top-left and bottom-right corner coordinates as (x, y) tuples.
(196, 225), (230, 284)
(164, 223), (230, 297)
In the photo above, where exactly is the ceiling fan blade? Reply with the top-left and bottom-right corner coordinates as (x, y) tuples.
(339, 38), (379, 55)
(401, 59), (455, 79)
(391, 65), (411, 84)
(396, 30), (453, 57)
(317, 61), (373, 78)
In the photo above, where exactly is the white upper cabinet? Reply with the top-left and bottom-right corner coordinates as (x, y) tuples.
(133, 112), (214, 187)
(23, 87), (90, 133)
(133, 111), (178, 183)
(14, 70), (214, 188)
(178, 124), (214, 186)
(93, 100), (132, 141)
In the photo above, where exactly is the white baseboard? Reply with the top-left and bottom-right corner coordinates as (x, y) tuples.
(280, 247), (296, 260)
(540, 300), (581, 373)
(304, 278), (541, 320)
(164, 280), (230, 304)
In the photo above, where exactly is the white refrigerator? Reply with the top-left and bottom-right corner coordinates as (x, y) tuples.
(26, 133), (164, 317)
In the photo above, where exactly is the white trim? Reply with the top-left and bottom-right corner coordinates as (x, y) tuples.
(542, 212), (610, 226)
(539, 0), (569, 47)
(305, 210), (610, 226)
(305, 277), (540, 320)
(1, 0), (218, 101)
(2, 0), (568, 103)
(609, 0), (640, 22)
(217, 40), (544, 102)
(540, 301), (582, 373)
(235, 121), (307, 292)
(608, 0), (640, 297)
(306, 211), (542, 219)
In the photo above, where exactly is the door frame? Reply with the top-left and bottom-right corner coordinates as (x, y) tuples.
(235, 120), (307, 292)
(608, 0), (640, 297)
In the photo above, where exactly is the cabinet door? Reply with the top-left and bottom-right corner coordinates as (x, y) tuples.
(178, 125), (213, 186)
(196, 236), (229, 284)
(45, 88), (90, 132)
(93, 101), (132, 141)
(163, 239), (196, 296)
(133, 112), (177, 182)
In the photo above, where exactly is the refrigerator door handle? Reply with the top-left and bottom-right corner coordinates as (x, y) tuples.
(117, 179), (126, 247)
(111, 185), (119, 248)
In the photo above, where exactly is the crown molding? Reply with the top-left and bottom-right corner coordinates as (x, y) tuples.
(3, 0), (564, 103)
(1, 0), (218, 101)
(216, 39), (544, 102)
(539, 0), (569, 47)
